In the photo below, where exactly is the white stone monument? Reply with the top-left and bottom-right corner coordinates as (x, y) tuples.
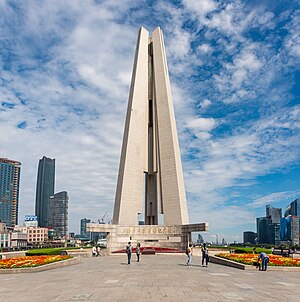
(88, 27), (208, 253)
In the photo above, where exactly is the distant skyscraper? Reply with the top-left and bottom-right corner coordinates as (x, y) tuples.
(35, 156), (55, 228)
(290, 199), (300, 216)
(49, 191), (68, 237)
(256, 217), (271, 244)
(197, 233), (204, 244)
(285, 198), (300, 239)
(256, 217), (279, 245)
(243, 231), (257, 245)
(280, 215), (299, 245)
(80, 218), (91, 239)
(0, 158), (21, 227)
(266, 204), (282, 224)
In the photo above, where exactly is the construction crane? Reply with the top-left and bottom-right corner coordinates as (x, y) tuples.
(98, 211), (108, 224)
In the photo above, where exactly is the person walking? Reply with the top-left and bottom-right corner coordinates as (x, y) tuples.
(258, 252), (269, 271)
(136, 242), (141, 262)
(126, 241), (132, 264)
(186, 243), (193, 266)
(92, 246), (97, 257)
(96, 246), (101, 257)
(201, 243), (209, 267)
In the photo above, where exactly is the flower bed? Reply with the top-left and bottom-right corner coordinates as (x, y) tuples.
(216, 253), (300, 267)
(0, 255), (71, 269)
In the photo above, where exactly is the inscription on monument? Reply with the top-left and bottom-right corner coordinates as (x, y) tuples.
(119, 226), (179, 235)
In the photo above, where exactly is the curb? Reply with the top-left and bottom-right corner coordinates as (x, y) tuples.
(210, 255), (300, 271)
(0, 257), (82, 274)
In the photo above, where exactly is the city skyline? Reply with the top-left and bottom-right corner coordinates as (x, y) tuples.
(0, 1), (299, 242)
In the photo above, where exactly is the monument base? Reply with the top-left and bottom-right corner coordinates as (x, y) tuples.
(87, 223), (208, 253)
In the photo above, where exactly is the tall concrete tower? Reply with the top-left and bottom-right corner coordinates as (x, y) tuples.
(113, 27), (189, 226)
(35, 156), (55, 228)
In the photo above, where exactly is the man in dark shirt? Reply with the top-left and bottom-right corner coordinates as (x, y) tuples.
(126, 241), (132, 264)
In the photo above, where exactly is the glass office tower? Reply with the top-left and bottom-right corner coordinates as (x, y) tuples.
(0, 158), (21, 226)
(35, 156), (55, 228)
(280, 215), (299, 245)
(285, 198), (300, 239)
(80, 218), (91, 239)
(49, 191), (68, 237)
(256, 217), (271, 244)
(243, 231), (257, 245)
(266, 204), (282, 224)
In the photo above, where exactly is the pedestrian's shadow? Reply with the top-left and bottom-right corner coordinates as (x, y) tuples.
(178, 264), (205, 267)
(120, 263), (130, 265)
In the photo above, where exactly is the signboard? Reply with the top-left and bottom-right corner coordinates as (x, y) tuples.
(25, 215), (38, 221)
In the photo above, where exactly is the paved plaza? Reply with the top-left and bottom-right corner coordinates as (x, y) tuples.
(1, 254), (299, 302)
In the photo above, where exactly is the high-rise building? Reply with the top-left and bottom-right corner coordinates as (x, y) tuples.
(280, 215), (299, 245)
(197, 233), (204, 244)
(284, 198), (300, 241)
(243, 231), (257, 245)
(80, 218), (91, 239)
(287, 198), (300, 233)
(0, 158), (21, 226)
(269, 223), (281, 245)
(49, 191), (68, 237)
(35, 156), (55, 228)
(290, 198), (300, 216)
(256, 217), (279, 245)
(266, 204), (282, 224)
(256, 205), (282, 245)
(256, 217), (271, 244)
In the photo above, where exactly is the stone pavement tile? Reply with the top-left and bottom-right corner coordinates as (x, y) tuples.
(219, 291), (244, 300)
(234, 283), (255, 290)
(288, 296), (300, 302)
(1, 255), (300, 302)
(188, 285), (211, 293)
(160, 286), (182, 299)
(195, 291), (225, 302)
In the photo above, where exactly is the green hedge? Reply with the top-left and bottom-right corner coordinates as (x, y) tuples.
(25, 248), (67, 256)
(233, 247), (271, 254)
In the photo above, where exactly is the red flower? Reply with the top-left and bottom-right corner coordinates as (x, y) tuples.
(216, 253), (300, 267)
(0, 255), (71, 269)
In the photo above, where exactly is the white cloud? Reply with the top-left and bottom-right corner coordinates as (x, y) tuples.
(195, 131), (211, 140)
(198, 44), (212, 53)
(250, 191), (300, 208)
(234, 52), (262, 71)
(183, 0), (217, 16)
(186, 117), (217, 131)
(200, 99), (212, 109)
(168, 28), (191, 58)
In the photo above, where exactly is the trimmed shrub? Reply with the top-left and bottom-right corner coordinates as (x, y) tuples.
(25, 248), (67, 256)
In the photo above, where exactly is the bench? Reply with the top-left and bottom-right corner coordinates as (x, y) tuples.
(272, 249), (291, 257)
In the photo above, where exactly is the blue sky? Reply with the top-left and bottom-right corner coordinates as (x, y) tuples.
(0, 0), (299, 243)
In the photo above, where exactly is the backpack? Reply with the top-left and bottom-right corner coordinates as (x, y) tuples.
(126, 245), (130, 254)
(186, 247), (190, 255)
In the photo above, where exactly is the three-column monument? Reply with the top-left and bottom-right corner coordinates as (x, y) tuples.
(88, 27), (208, 252)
